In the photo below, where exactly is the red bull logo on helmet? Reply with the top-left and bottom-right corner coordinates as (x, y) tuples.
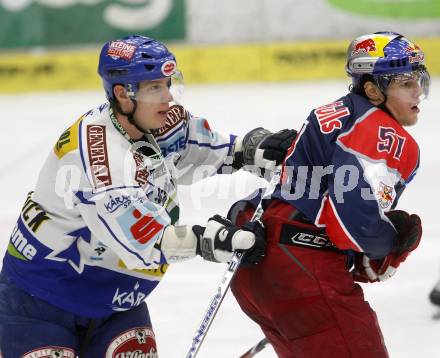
(409, 53), (424, 64)
(405, 42), (425, 64)
(404, 42), (421, 53)
(352, 38), (376, 55)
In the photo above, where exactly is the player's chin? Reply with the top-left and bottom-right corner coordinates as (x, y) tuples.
(403, 112), (419, 127)
(410, 105), (420, 121)
(153, 111), (168, 128)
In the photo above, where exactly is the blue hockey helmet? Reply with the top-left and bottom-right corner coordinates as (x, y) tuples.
(98, 35), (180, 101)
(346, 32), (430, 97)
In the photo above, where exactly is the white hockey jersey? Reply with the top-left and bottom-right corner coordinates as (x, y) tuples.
(2, 103), (236, 317)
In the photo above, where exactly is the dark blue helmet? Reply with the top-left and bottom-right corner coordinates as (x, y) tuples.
(98, 35), (178, 100)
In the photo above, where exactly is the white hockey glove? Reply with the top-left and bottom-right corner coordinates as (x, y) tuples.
(233, 128), (297, 172)
(192, 215), (266, 264)
(160, 225), (201, 264)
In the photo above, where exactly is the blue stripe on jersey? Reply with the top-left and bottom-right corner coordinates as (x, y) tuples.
(227, 134), (237, 155)
(97, 214), (151, 268)
(187, 140), (233, 150)
(75, 187), (142, 205)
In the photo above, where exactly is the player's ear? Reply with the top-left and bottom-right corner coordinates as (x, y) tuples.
(364, 81), (384, 104)
(113, 85), (130, 103)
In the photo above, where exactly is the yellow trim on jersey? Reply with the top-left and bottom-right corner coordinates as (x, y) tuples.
(117, 259), (169, 278)
(7, 242), (27, 261)
(54, 116), (82, 159)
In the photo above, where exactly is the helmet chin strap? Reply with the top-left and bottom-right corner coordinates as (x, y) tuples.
(114, 98), (149, 134)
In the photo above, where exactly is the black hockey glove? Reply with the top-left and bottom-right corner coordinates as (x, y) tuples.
(258, 128), (297, 165)
(233, 128), (297, 172)
(353, 210), (422, 283)
(192, 215), (266, 264)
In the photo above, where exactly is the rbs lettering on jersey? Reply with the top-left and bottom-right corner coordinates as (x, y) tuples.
(106, 327), (157, 358)
(314, 101), (350, 134)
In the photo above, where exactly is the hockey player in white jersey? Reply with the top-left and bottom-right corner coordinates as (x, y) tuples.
(0, 35), (295, 357)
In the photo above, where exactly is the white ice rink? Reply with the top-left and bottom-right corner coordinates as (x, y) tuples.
(1, 80), (439, 357)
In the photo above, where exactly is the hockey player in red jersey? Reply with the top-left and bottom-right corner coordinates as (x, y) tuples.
(229, 32), (428, 357)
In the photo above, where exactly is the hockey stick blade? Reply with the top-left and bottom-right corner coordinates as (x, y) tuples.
(240, 337), (270, 358)
(185, 167), (281, 358)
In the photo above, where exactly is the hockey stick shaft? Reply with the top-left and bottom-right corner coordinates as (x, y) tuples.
(239, 337), (270, 358)
(185, 167), (281, 358)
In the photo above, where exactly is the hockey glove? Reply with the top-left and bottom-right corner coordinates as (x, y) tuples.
(258, 128), (297, 166)
(353, 210), (422, 283)
(192, 215), (266, 264)
(233, 128), (297, 172)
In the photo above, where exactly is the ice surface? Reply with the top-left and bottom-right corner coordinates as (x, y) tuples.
(1, 80), (439, 357)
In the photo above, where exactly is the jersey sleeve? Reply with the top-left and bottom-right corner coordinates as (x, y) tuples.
(315, 108), (420, 258)
(152, 105), (236, 185)
(74, 187), (171, 270)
